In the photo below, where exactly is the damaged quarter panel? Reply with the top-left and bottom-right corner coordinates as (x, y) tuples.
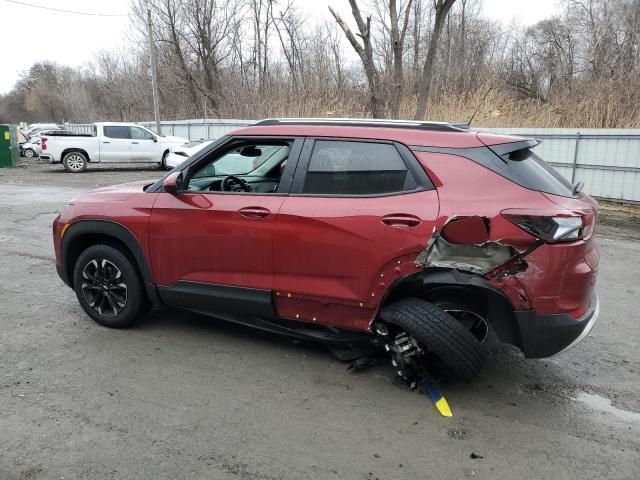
(515, 191), (599, 317)
(412, 150), (557, 310)
(412, 149), (598, 318)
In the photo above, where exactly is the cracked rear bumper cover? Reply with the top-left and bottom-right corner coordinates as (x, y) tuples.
(513, 293), (599, 358)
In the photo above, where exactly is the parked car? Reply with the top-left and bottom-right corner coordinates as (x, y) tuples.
(21, 138), (42, 157)
(25, 128), (49, 140)
(52, 118), (600, 382)
(36, 129), (74, 137)
(165, 139), (215, 169)
(26, 123), (60, 136)
(39, 123), (188, 172)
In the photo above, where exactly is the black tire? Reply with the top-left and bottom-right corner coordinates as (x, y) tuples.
(23, 148), (35, 158)
(63, 151), (88, 173)
(380, 297), (485, 381)
(72, 244), (150, 328)
(160, 150), (169, 170)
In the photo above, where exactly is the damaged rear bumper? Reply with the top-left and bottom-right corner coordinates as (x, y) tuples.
(513, 293), (600, 358)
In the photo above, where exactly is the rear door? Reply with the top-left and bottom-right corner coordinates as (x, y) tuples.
(273, 138), (440, 330)
(100, 126), (131, 162)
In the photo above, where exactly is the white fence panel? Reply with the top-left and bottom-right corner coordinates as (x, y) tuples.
(479, 128), (640, 203)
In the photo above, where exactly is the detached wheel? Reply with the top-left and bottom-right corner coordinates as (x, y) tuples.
(72, 245), (149, 328)
(379, 298), (485, 382)
(63, 151), (88, 173)
(23, 148), (35, 158)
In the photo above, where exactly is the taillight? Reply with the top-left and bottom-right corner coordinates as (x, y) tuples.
(502, 209), (594, 243)
(41, 137), (48, 150)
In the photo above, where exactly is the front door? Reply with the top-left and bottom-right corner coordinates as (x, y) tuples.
(148, 137), (301, 317)
(130, 126), (159, 162)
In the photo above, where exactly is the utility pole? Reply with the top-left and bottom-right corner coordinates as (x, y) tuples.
(147, 8), (162, 135)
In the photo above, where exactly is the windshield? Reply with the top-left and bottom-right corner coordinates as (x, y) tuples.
(193, 145), (288, 178)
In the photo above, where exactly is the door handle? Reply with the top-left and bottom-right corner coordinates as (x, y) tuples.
(239, 206), (271, 219)
(131, 141), (139, 144)
(381, 214), (421, 228)
(102, 141), (111, 144)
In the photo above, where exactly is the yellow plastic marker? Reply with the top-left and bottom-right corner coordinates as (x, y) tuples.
(433, 396), (453, 417)
(425, 380), (453, 417)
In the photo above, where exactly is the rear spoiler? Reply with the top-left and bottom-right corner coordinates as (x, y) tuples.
(488, 139), (540, 157)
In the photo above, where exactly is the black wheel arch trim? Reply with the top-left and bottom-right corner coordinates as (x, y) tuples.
(381, 268), (523, 349)
(59, 220), (159, 303)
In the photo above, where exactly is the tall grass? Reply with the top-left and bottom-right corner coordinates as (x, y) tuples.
(216, 80), (640, 128)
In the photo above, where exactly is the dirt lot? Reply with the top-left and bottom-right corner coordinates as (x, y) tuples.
(1, 158), (639, 480)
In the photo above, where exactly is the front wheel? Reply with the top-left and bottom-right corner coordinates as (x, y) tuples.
(379, 298), (485, 382)
(23, 148), (35, 158)
(72, 244), (150, 328)
(160, 150), (169, 170)
(63, 151), (88, 173)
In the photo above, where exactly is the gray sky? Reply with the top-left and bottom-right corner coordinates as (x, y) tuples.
(0, 0), (559, 94)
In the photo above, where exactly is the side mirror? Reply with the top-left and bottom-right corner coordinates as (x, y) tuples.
(163, 171), (184, 195)
(152, 136), (158, 143)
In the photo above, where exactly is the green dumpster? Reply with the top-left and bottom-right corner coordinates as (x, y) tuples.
(0, 124), (19, 168)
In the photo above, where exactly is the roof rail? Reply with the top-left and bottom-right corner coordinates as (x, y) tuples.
(254, 118), (467, 133)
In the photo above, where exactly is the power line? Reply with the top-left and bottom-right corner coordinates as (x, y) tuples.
(3, 0), (128, 17)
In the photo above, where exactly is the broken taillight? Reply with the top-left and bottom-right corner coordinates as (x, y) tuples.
(502, 210), (594, 243)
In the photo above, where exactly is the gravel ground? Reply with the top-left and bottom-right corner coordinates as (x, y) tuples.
(0, 158), (639, 480)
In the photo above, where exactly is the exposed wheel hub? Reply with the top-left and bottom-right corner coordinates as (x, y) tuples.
(376, 323), (426, 384)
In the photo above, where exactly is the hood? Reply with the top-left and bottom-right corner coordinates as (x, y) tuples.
(161, 135), (188, 144)
(69, 180), (154, 204)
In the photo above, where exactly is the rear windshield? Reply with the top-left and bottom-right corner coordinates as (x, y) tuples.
(502, 148), (575, 197)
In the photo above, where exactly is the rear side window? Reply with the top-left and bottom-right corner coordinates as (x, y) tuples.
(302, 140), (416, 195)
(103, 126), (130, 139)
(504, 148), (574, 197)
(490, 145), (575, 197)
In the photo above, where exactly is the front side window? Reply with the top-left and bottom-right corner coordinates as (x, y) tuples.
(187, 142), (291, 193)
(302, 140), (415, 195)
(130, 126), (155, 140)
(103, 126), (130, 139)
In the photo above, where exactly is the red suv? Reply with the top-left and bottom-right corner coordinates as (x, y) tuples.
(52, 119), (600, 381)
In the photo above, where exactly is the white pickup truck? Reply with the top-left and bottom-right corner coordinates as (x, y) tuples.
(39, 122), (188, 173)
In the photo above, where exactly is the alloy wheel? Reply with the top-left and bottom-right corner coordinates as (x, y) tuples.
(81, 259), (128, 317)
(66, 154), (85, 171)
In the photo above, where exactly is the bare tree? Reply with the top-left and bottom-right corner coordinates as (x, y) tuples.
(389, 0), (413, 118)
(414, 0), (456, 120)
(2, 0), (640, 128)
(329, 0), (385, 117)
